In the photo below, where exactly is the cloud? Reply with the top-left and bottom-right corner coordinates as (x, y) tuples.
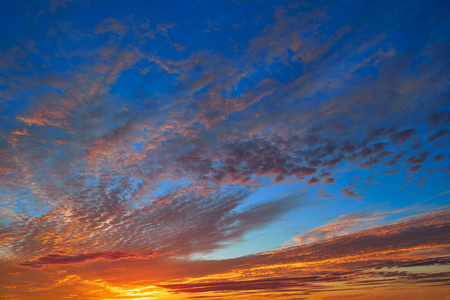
(433, 154), (446, 162)
(160, 273), (351, 293)
(324, 177), (336, 184)
(418, 176), (430, 187)
(406, 152), (431, 165)
(289, 209), (404, 246)
(428, 128), (450, 142)
(318, 188), (332, 198)
(365, 177), (374, 184)
(4, 210), (448, 298)
(157, 210), (450, 295)
(49, 0), (76, 13)
(340, 183), (363, 198)
(384, 169), (400, 175)
(94, 18), (128, 36)
(306, 177), (320, 185)
(19, 251), (165, 268)
(1, 181), (302, 265)
(408, 165), (423, 173)
(390, 128), (417, 144)
(429, 110), (450, 127)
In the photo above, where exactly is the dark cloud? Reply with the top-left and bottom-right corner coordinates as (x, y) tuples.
(428, 110), (450, 127)
(324, 177), (336, 184)
(307, 177), (320, 185)
(384, 169), (400, 175)
(408, 165), (423, 173)
(19, 251), (159, 268)
(391, 129), (417, 144)
(340, 183), (363, 198)
(160, 273), (351, 293)
(428, 128), (450, 142)
(406, 152), (431, 164)
(418, 176), (430, 187)
(365, 177), (374, 184)
(433, 154), (447, 162)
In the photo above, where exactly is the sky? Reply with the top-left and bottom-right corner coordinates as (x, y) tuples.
(0, 0), (449, 299)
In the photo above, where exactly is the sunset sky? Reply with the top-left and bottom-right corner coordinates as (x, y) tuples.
(0, 0), (449, 299)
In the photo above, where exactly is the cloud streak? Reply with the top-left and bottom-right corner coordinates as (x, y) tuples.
(19, 251), (167, 268)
